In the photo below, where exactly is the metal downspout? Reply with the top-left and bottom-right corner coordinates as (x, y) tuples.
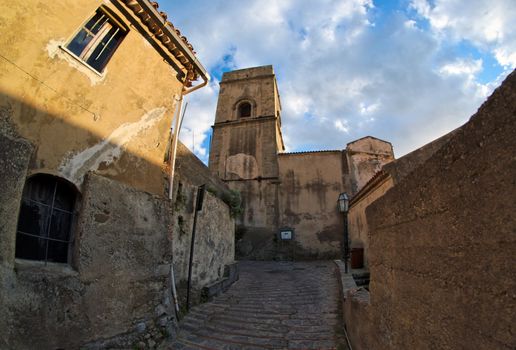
(167, 61), (210, 201)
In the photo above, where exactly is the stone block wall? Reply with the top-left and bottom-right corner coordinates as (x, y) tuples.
(345, 70), (516, 349)
(172, 141), (236, 300)
(171, 187), (235, 289)
(1, 171), (175, 349)
(0, 135), (236, 349)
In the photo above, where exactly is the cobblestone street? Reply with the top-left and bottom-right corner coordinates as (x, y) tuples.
(165, 261), (347, 350)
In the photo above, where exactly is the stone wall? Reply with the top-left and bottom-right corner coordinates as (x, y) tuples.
(277, 151), (347, 259)
(170, 186), (235, 289)
(176, 141), (228, 195)
(348, 129), (456, 267)
(347, 173), (393, 267)
(1, 172), (175, 349)
(0, 133), (33, 266)
(208, 66), (396, 261)
(226, 140), (394, 261)
(346, 137), (394, 195)
(0, 136), (236, 349)
(383, 129), (457, 184)
(344, 70), (516, 349)
(172, 142), (236, 300)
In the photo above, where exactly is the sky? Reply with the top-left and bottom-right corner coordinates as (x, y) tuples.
(161, 0), (516, 162)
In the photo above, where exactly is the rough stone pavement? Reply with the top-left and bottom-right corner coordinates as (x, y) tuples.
(164, 261), (348, 350)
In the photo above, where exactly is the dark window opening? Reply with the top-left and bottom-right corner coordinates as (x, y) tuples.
(15, 174), (78, 264)
(238, 102), (252, 118)
(66, 7), (127, 73)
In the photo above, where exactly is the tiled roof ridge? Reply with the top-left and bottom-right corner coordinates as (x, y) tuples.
(149, 1), (196, 54)
(123, 0), (198, 85)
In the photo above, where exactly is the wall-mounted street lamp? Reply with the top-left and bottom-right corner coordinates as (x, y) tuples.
(337, 192), (350, 273)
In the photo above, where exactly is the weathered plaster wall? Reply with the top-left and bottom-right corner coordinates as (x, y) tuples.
(231, 180), (281, 260)
(0, 133), (33, 266)
(345, 70), (516, 349)
(171, 189), (235, 288)
(0, 132), (236, 348)
(1, 172), (175, 349)
(208, 66), (396, 261)
(277, 151), (347, 259)
(213, 65), (281, 124)
(0, 0), (184, 195)
(172, 142), (235, 299)
(210, 119), (281, 183)
(209, 66), (282, 261)
(209, 65), (282, 187)
(347, 175), (393, 267)
(346, 137), (394, 195)
(348, 128), (457, 268)
(383, 129), (457, 184)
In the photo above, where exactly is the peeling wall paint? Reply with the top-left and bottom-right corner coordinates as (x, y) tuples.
(2, 0), (184, 195)
(59, 107), (166, 186)
(226, 153), (259, 179)
(46, 39), (106, 86)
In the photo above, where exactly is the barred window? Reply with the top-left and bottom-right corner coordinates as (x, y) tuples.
(15, 174), (78, 264)
(66, 7), (127, 73)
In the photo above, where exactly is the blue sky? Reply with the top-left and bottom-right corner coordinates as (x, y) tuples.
(161, 0), (515, 163)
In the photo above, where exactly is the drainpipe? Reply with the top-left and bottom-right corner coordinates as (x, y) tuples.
(167, 74), (209, 200)
(168, 93), (184, 199)
(167, 72), (209, 201)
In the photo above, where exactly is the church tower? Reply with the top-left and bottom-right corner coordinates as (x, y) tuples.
(209, 65), (284, 240)
(209, 65), (395, 260)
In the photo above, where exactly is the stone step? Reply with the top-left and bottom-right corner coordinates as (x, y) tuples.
(177, 332), (272, 349)
(188, 328), (289, 348)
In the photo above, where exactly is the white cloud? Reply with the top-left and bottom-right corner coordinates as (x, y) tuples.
(359, 102), (379, 115)
(411, 0), (516, 67)
(439, 58), (483, 76)
(335, 119), (350, 133)
(163, 0), (514, 161)
(179, 80), (219, 163)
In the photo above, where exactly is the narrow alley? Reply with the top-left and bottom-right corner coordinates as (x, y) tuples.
(165, 261), (348, 350)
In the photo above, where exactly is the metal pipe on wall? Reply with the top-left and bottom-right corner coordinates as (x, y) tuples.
(168, 72), (209, 200)
(168, 95), (185, 199)
(186, 185), (206, 310)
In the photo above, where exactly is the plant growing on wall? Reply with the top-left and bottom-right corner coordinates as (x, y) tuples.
(222, 189), (243, 218)
(174, 183), (187, 211)
(177, 215), (187, 236)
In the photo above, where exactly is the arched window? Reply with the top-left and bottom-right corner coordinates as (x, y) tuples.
(15, 174), (78, 263)
(238, 101), (252, 118)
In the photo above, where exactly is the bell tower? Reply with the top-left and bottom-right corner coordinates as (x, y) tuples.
(209, 65), (284, 231)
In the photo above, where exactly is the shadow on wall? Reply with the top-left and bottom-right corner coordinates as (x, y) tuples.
(342, 70), (516, 350)
(0, 92), (234, 349)
(0, 89), (171, 196)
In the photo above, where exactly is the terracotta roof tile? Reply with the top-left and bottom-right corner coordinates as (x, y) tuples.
(123, 0), (198, 85)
